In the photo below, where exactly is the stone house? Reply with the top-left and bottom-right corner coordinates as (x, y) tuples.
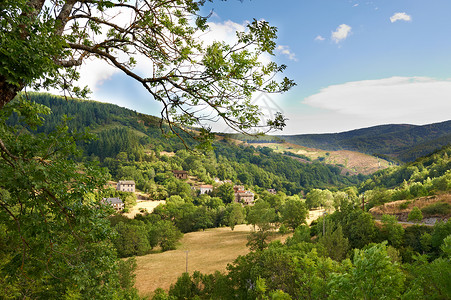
(117, 180), (135, 192)
(233, 185), (255, 205)
(267, 189), (277, 195)
(199, 184), (213, 195)
(172, 170), (189, 179)
(235, 190), (255, 205)
(102, 197), (125, 211)
(233, 185), (245, 193)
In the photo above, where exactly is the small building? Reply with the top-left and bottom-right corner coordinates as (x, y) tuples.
(117, 180), (135, 192)
(102, 197), (125, 211)
(172, 170), (189, 180)
(199, 184), (213, 195)
(233, 185), (245, 193)
(267, 189), (277, 195)
(235, 191), (255, 205)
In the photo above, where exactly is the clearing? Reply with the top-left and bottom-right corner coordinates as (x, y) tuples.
(245, 142), (392, 175)
(135, 209), (325, 296)
(123, 200), (166, 219)
(135, 225), (260, 296)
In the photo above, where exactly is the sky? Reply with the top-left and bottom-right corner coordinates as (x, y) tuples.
(77, 0), (451, 135)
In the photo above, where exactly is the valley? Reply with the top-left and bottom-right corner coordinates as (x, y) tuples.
(1, 93), (450, 299)
(3, 1), (451, 298)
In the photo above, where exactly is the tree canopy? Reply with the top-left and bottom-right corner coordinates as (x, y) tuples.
(1, 0), (295, 143)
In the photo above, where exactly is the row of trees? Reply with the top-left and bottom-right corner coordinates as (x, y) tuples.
(111, 191), (309, 258)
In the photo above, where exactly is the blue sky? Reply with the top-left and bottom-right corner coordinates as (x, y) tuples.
(81, 0), (451, 134)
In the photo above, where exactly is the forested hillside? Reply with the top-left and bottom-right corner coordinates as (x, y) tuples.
(358, 145), (451, 209)
(279, 121), (451, 162)
(3, 93), (451, 300)
(10, 93), (362, 194)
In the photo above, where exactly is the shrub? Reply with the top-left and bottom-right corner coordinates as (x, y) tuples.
(399, 201), (411, 210)
(421, 202), (451, 216)
(407, 207), (423, 223)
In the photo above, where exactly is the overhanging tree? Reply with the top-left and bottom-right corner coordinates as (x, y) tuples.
(1, 0), (295, 144)
(0, 99), (139, 298)
(0, 1), (294, 296)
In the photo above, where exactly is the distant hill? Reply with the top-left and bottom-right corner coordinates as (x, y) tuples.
(278, 121), (451, 162)
(8, 93), (364, 195)
(360, 144), (451, 191)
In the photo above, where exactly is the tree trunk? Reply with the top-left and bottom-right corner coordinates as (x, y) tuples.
(0, 76), (21, 109)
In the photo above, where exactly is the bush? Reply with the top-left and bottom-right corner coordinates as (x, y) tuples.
(421, 202), (451, 216)
(399, 201), (411, 210)
(407, 207), (423, 223)
(279, 224), (289, 234)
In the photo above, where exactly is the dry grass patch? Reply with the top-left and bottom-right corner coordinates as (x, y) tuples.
(123, 200), (165, 219)
(244, 142), (390, 175)
(369, 193), (451, 221)
(135, 225), (289, 297)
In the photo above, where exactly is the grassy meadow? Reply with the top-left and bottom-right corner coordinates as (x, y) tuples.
(134, 209), (325, 297)
(134, 225), (285, 297)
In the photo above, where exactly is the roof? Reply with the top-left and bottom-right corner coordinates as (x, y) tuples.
(103, 197), (124, 204)
(237, 191), (254, 196)
(118, 180), (135, 185)
(199, 185), (213, 188)
(172, 170), (188, 174)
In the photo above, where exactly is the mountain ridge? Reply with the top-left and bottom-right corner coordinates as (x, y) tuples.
(278, 120), (451, 162)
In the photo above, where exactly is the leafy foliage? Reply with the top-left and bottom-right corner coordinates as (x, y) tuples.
(0, 0), (295, 143)
(407, 207), (424, 223)
(0, 98), (138, 297)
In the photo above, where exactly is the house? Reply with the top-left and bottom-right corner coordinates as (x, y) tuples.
(172, 170), (189, 179)
(117, 180), (135, 192)
(233, 185), (254, 205)
(102, 197), (125, 211)
(235, 190), (255, 205)
(267, 189), (277, 195)
(233, 185), (245, 193)
(199, 184), (213, 195)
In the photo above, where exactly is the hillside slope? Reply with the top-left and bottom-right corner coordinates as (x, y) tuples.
(279, 121), (451, 162)
(236, 141), (391, 175)
(10, 93), (363, 194)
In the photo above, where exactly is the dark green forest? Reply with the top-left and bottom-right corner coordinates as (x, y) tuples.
(9, 93), (363, 195)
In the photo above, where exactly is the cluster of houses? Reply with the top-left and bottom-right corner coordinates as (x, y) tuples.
(195, 182), (255, 205)
(172, 169), (255, 205)
(103, 170), (261, 211)
(102, 180), (136, 211)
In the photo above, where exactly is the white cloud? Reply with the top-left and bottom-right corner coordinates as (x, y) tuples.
(390, 12), (412, 23)
(77, 59), (119, 93)
(331, 24), (352, 43)
(202, 20), (246, 45)
(314, 35), (325, 41)
(76, 19), (246, 98)
(301, 77), (451, 131)
(353, 4), (359, 7)
(277, 45), (297, 61)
